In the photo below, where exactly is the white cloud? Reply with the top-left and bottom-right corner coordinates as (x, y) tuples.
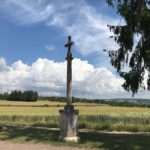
(0, 57), (149, 98)
(0, 0), (54, 25)
(0, 0), (119, 56)
(45, 44), (56, 52)
(66, 5), (119, 56)
(0, 57), (131, 98)
(0, 0), (122, 71)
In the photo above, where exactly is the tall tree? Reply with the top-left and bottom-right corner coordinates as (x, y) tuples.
(106, 0), (150, 95)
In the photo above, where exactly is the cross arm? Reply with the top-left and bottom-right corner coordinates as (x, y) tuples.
(64, 41), (74, 47)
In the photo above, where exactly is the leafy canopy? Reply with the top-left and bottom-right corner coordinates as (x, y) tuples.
(106, 0), (150, 95)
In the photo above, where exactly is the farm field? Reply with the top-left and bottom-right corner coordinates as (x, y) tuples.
(0, 100), (150, 132)
(0, 100), (150, 116)
(0, 100), (150, 149)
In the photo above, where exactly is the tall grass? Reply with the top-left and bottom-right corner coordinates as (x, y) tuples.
(0, 114), (150, 132)
(79, 115), (150, 132)
(0, 115), (60, 127)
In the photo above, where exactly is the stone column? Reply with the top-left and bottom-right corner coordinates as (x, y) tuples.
(59, 36), (79, 142)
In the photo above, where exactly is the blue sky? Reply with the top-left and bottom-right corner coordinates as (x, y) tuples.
(0, 0), (149, 99)
(0, 0), (119, 65)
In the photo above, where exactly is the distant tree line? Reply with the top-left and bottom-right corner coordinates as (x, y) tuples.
(0, 92), (149, 107)
(0, 90), (38, 101)
(39, 96), (150, 108)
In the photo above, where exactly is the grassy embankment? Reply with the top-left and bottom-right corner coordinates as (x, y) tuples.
(0, 100), (150, 132)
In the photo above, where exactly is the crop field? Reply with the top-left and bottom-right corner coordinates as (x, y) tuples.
(0, 100), (150, 116)
(0, 100), (150, 132)
(0, 100), (150, 149)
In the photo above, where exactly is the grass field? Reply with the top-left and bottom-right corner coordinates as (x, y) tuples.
(0, 100), (150, 149)
(0, 100), (150, 116)
(0, 100), (150, 132)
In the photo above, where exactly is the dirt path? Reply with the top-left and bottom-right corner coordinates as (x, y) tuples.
(0, 141), (89, 150)
(0, 128), (149, 150)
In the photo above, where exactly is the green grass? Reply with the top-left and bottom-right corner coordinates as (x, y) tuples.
(0, 115), (59, 127)
(0, 125), (150, 150)
(79, 115), (150, 132)
(0, 114), (150, 132)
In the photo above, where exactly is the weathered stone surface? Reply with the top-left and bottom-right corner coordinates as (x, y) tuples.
(65, 36), (74, 107)
(59, 36), (79, 142)
(59, 109), (79, 142)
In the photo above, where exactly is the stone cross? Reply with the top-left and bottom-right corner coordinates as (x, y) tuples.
(59, 36), (79, 142)
(65, 36), (74, 109)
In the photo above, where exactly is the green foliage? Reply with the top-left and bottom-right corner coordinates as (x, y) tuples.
(7, 90), (38, 101)
(39, 96), (66, 102)
(106, 0), (150, 95)
(0, 93), (9, 100)
(23, 91), (38, 102)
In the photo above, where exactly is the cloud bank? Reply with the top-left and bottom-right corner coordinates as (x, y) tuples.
(0, 1), (149, 98)
(0, 57), (127, 98)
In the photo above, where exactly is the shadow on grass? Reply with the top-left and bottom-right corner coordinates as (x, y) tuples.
(0, 125), (150, 150)
(79, 131), (150, 150)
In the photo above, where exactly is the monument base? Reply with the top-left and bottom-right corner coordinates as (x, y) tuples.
(63, 136), (80, 143)
(59, 107), (79, 142)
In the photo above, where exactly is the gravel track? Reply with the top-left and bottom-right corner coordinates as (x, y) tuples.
(0, 141), (89, 150)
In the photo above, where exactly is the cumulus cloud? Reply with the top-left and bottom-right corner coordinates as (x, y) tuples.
(0, 57), (129, 98)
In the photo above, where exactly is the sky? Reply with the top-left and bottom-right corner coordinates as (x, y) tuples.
(0, 0), (149, 99)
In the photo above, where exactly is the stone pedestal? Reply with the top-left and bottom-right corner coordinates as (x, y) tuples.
(59, 108), (79, 142)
